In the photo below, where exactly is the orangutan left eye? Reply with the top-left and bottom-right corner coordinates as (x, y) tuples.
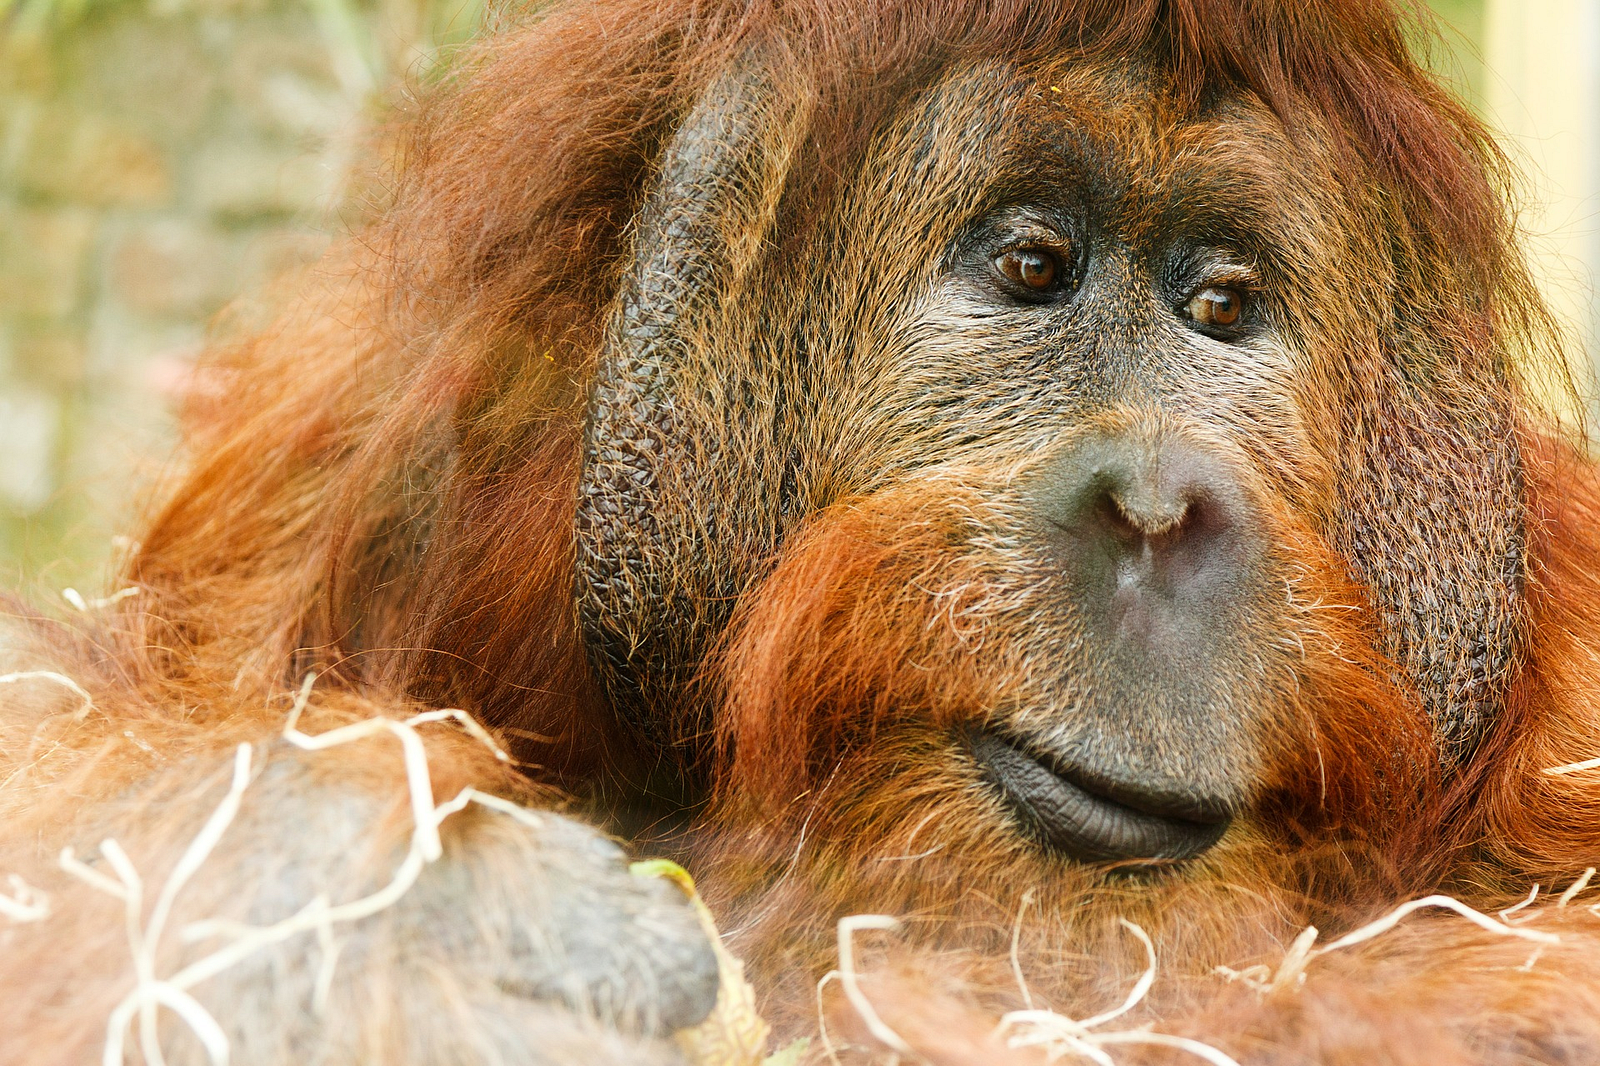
(1185, 286), (1247, 332)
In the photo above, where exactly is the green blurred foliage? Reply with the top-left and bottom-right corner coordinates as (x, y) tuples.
(2, 0), (487, 85)
(1423, 0), (1489, 105)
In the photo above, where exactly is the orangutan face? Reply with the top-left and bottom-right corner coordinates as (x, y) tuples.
(579, 55), (1522, 867)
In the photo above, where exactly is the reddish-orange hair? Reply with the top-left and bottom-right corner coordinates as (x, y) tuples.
(123, 0), (1532, 753)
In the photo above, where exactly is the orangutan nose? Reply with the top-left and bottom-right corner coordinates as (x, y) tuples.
(1035, 434), (1266, 649)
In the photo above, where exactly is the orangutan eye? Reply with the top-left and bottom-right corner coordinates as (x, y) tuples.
(1185, 286), (1247, 332)
(993, 246), (1066, 298)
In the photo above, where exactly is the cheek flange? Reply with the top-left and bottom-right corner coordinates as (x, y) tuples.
(574, 54), (803, 737)
(1334, 363), (1526, 768)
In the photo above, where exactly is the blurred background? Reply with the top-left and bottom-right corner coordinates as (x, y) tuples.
(0, 0), (1596, 593)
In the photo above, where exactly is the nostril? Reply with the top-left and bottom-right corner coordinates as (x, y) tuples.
(1034, 434), (1258, 587)
(1153, 492), (1224, 546)
(1097, 491), (1144, 541)
(1091, 483), (1197, 544)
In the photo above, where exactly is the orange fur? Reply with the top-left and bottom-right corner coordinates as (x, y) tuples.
(4, 2), (1600, 1064)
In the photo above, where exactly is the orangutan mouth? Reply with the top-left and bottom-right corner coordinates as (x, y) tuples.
(969, 731), (1231, 864)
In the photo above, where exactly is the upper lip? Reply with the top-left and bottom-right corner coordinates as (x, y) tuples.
(968, 730), (1231, 864)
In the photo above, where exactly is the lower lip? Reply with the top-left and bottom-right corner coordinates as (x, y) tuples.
(969, 732), (1230, 863)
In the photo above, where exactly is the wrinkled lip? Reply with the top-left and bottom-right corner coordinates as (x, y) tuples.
(969, 731), (1231, 864)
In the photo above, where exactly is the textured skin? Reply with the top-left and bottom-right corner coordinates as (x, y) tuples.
(1337, 367), (1525, 764)
(576, 60), (797, 734)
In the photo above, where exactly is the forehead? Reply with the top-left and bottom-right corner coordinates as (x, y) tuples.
(1036, 63), (1285, 190)
(864, 55), (1342, 261)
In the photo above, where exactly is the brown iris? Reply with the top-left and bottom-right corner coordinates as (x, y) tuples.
(1187, 286), (1245, 329)
(995, 247), (1061, 292)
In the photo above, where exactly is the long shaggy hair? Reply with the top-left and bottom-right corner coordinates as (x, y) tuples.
(5, 2), (1600, 1064)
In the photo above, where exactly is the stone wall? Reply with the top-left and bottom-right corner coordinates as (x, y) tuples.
(0, 7), (364, 588)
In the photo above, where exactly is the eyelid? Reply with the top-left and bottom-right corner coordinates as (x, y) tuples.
(1195, 259), (1260, 291)
(995, 229), (1071, 255)
(1165, 240), (1260, 293)
(991, 205), (1072, 243)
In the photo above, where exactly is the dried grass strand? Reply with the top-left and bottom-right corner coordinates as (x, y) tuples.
(1498, 884), (1540, 924)
(0, 670), (94, 721)
(1559, 869), (1596, 906)
(835, 914), (920, 1061)
(1542, 756), (1600, 776)
(0, 874), (50, 923)
(999, 919), (1242, 1066)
